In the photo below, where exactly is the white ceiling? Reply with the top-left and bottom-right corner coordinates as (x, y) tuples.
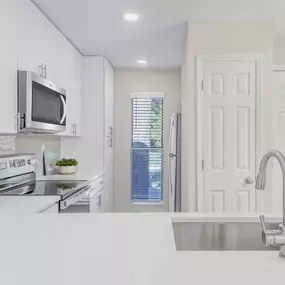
(32, 0), (285, 69)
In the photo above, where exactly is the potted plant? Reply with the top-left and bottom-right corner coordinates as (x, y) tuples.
(56, 158), (78, 175)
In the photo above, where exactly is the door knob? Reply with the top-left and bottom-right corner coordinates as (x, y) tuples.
(245, 177), (255, 184)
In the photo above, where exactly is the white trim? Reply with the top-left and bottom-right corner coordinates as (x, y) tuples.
(130, 92), (165, 99)
(273, 65), (285, 72)
(196, 54), (263, 213)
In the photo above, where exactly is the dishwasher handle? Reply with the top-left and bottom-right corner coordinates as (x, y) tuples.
(60, 185), (92, 211)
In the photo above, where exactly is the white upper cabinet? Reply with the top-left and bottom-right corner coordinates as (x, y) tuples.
(17, 0), (83, 136)
(58, 49), (83, 136)
(0, 0), (18, 134)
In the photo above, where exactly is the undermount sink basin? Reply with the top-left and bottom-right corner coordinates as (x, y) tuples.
(172, 221), (280, 251)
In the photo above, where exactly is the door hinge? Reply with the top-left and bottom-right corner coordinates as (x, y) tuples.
(202, 159), (204, 170)
(201, 80), (204, 91)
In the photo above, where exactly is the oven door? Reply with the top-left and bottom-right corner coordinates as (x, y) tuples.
(18, 71), (67, 133)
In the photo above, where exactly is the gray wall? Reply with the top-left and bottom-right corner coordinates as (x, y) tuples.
(114, 69), (181, 212)
(182, 21), (274, 212)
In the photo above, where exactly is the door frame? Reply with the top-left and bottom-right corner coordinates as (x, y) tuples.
(196, 54), (264, 212)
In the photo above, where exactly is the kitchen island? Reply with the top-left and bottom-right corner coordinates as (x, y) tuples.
(0, 196), (60, 213)
(0, 213), (284, 285)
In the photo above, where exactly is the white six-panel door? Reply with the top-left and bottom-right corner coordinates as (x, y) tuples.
(202, 61), (257, 213)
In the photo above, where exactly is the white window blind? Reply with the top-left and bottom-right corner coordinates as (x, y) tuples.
(131, 96), (164, 201)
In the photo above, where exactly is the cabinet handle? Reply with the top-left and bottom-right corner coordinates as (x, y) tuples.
(108, 138), (113, 148)
(38, 65), (43, 77)
(38, 63), (47, 78)
(15, 113), (21, 132)
(109, 126), (113, 136)
(71, 124), (76, 135)
(43, 65), (47, 79)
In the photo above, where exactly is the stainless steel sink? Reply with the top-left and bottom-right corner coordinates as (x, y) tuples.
(172, 222), (280, 251)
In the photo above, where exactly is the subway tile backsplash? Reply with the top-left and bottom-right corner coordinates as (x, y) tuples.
(0, 136), (16, 154)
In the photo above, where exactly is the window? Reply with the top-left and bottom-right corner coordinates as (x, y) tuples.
(131, 94), (164, 202)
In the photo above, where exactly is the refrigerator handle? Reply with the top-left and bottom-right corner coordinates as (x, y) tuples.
(168, 113), (176, 212)
(168, 159), (173, 212)
(168, 114), (175, 155)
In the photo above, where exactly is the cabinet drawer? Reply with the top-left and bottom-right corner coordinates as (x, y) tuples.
(91, 175), (104, 191)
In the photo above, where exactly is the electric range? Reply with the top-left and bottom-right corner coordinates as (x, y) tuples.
(0, 153), (92, 211)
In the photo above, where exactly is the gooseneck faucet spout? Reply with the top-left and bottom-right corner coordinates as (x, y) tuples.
(256, 150), (285, 258)
(255, 150), (285, 227)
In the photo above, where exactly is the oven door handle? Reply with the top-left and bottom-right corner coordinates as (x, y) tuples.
(60, 95), (67, 125)
(60, 185), (92, 211)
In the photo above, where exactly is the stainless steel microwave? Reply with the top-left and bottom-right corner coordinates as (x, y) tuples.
(17, 71), (67, 133)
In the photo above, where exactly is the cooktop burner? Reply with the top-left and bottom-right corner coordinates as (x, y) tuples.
(0, 180), (88, 199)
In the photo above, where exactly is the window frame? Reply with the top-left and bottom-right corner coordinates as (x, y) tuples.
(130, 93), (165, 205)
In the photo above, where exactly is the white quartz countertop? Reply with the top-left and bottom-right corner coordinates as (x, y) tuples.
(0, 196), (60, 213)
(37, 172), (104, 182)
(0, 213), (284, 285)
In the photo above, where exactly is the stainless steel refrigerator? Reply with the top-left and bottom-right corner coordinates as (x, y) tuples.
(168, 113), (181, 212)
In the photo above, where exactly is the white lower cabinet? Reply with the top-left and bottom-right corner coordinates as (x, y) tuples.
(89, 175), (112, 213)
(90, 189), (103, 213)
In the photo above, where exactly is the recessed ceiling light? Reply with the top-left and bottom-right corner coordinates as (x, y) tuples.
(137, 59), (147, 64)
(124, 13), (139, 22)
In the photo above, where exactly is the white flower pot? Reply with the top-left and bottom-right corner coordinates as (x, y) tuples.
(59, 166), (77, 175)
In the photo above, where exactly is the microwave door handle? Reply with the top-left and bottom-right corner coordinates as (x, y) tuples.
(60, 95), (67, 124)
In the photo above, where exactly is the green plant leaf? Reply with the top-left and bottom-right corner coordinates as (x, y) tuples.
(56, 158), (78, 167)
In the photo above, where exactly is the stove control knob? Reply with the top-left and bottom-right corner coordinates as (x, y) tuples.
(28, 159), (37, 165)
(0, 162), (6, 170)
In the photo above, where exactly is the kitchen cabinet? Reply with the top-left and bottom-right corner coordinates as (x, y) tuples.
(17, 0), (83, 137)
(61, 57), (114, 199)
(59, 50), (83, 137)
(90, 189), (103, 213)
(61, 57), (114, 210)
(103, 59), (114, 212)
(89, 175), (111, 213)
(91, 187), (113, 213)
(103, 59), (114, 185)
(0, 0), (18, 134)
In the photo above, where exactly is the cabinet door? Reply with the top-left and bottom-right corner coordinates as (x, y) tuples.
(104, 59), (114, 181)
(0, 0), (18, 134)
(59, 50), (83, 136)
(18, 0), (51, 75)
(90, 190), (103, 213)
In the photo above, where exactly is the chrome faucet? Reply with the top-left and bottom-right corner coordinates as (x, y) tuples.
(256, 150), (285, 258)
